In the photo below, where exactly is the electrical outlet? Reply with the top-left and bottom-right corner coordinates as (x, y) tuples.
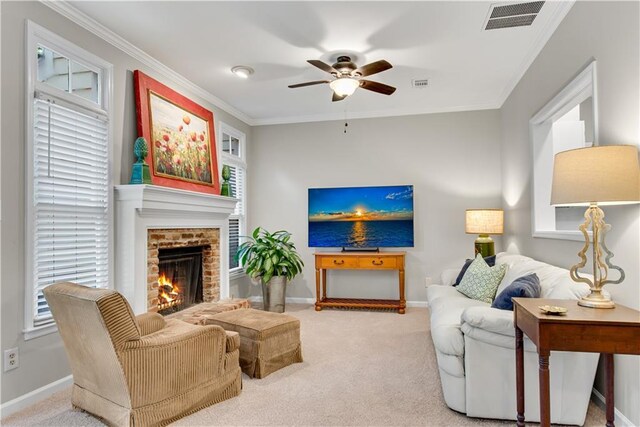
(4, 348), (19, 372)
(425, 277), (432, 287)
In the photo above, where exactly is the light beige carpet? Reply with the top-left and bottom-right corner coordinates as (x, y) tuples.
(2, 304), (604, 426)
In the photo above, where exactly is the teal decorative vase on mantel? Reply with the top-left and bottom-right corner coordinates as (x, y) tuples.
(220, 164), (232, 197)
(129, 137), (152, 184)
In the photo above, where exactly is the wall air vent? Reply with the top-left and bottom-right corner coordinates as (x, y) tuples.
(483, 1), (544, 30)
(412, 79), (429, 88)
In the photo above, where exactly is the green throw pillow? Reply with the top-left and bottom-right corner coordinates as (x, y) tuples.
(456, 253), (508, 303)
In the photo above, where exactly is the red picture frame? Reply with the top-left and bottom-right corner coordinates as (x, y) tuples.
(134, 70), (220, 194)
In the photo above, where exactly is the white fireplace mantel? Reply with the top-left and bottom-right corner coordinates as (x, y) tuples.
(114, 185), (238, 314)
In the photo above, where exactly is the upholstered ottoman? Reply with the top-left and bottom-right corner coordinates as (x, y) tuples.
(207, 309), (303, 378)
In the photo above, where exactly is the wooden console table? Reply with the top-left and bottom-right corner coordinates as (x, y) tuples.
(314, 252), (406, 314)
(514, 298), (640, 427)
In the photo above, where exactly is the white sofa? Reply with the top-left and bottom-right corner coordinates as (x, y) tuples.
(427, 252), (600, 425)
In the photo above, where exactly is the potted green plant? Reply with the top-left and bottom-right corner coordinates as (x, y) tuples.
(236, 227), (304, 313)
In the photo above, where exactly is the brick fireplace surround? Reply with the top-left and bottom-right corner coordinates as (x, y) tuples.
(114, 185), (237, 314)
(147, 228), (220, 312)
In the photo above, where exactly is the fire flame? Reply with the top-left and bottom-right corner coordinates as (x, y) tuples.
(158, 273), (181, 309)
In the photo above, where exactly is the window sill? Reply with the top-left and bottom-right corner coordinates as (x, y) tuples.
(23, 323), (58, 340)
(533, 230), (592, 242)
(229, 269), (246, 280)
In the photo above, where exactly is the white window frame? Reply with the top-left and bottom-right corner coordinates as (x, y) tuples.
(24, 21), (114, 340)
(530, 60), (598, 241)
(219, 122), (247, 278)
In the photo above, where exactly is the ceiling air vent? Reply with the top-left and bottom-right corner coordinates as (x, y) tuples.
(412, 79), (429, 88)
(483, 1), (544, 30)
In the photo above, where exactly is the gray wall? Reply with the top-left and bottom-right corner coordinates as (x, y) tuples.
(248, 111), (503, 303)
(0, 1), (250, 404)
(500, 2), (639, 424)
(3, 1), (638, 422)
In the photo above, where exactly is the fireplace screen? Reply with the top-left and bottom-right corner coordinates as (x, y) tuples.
(157, 246), (204, 314)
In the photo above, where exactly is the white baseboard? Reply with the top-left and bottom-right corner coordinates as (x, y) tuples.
(0, 375), (72, 419)
(406, 301), (428, 308)
(591, 387), (634, 426)
(249, 296), (428, 308)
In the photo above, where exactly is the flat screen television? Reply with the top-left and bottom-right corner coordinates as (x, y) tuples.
(308, 185), (414, 248)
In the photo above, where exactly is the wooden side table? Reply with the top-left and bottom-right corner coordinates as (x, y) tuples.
(314, 252), (406, 314)
(513, 298), (640, 427)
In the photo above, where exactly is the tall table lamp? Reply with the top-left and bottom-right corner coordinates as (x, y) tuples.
(551, 145), (640, 308)
(465, 209), (504, 257)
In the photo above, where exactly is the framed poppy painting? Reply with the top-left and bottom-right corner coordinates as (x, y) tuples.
(134, 70), (220, 194)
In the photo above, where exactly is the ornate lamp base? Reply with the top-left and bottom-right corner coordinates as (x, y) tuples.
(578, 289), (615, 309)
(570, 204), (623, 309)
(474, 234), (495, 258)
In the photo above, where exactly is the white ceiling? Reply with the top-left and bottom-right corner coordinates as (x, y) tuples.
(66, 1), (573, 125)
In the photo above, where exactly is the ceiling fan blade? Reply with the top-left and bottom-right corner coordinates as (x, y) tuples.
(354, 60), (392, 77)
(359, 80), (396, 95)
(288, 80), (330, 89)
(307, 60), (339, 75)
(332, 92), (347, 102)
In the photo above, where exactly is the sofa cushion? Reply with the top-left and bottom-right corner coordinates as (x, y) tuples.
(434, 349), (465, 378)
(461, 323), (538, 352)
(429, 294), (487, 356)
(461, 306), (514, 336)
(453, 255), (496, 286)
(457, 254), (508, 303)
(460, 305), (538, 352)
(495, 253), (591, 300)
(427, 283), (465, 306)
(491, 273), (541, 310)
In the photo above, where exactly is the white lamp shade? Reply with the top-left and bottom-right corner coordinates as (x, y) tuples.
(465, 209), (504, 234)
(551, 145), (640, 206)
(330, 78), (359, 96)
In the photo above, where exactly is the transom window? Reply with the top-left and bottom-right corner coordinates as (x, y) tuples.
(37, 45), (100, 104)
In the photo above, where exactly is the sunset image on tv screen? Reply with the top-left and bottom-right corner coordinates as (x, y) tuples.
(308, 185), (414, 248)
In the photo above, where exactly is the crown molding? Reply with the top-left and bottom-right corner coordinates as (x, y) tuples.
(497, 0), (576, 106)
(40, 0), (572, 127)
(39, 0), (256, 126)
(250, 101), (501, 126)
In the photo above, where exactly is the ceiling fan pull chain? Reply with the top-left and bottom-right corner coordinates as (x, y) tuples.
(344, 106), (349, 134)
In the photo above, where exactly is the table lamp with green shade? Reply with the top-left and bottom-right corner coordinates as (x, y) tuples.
(465, 209), (504, 257)
(551, 145), (640, 309)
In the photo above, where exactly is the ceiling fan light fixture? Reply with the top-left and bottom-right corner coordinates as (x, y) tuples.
(330, 78), (359, 96)
(231, 65), (254, 79)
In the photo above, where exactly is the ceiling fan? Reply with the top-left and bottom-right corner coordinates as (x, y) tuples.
(288, 55), (396, 102)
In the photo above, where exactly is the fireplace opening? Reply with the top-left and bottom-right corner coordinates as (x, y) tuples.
(157, 246), (205, 315)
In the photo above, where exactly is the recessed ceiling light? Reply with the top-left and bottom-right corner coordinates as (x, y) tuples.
(231, 66), (254, 79)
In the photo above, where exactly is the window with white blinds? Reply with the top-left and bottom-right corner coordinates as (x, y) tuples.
(227, 164), (245, 270)
(26, 22), (112, 337)
(220, 122), (247, 274)
(31, 96), (110, 327)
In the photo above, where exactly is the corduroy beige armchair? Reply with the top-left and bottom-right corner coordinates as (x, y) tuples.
(44, 282), (242, 427)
